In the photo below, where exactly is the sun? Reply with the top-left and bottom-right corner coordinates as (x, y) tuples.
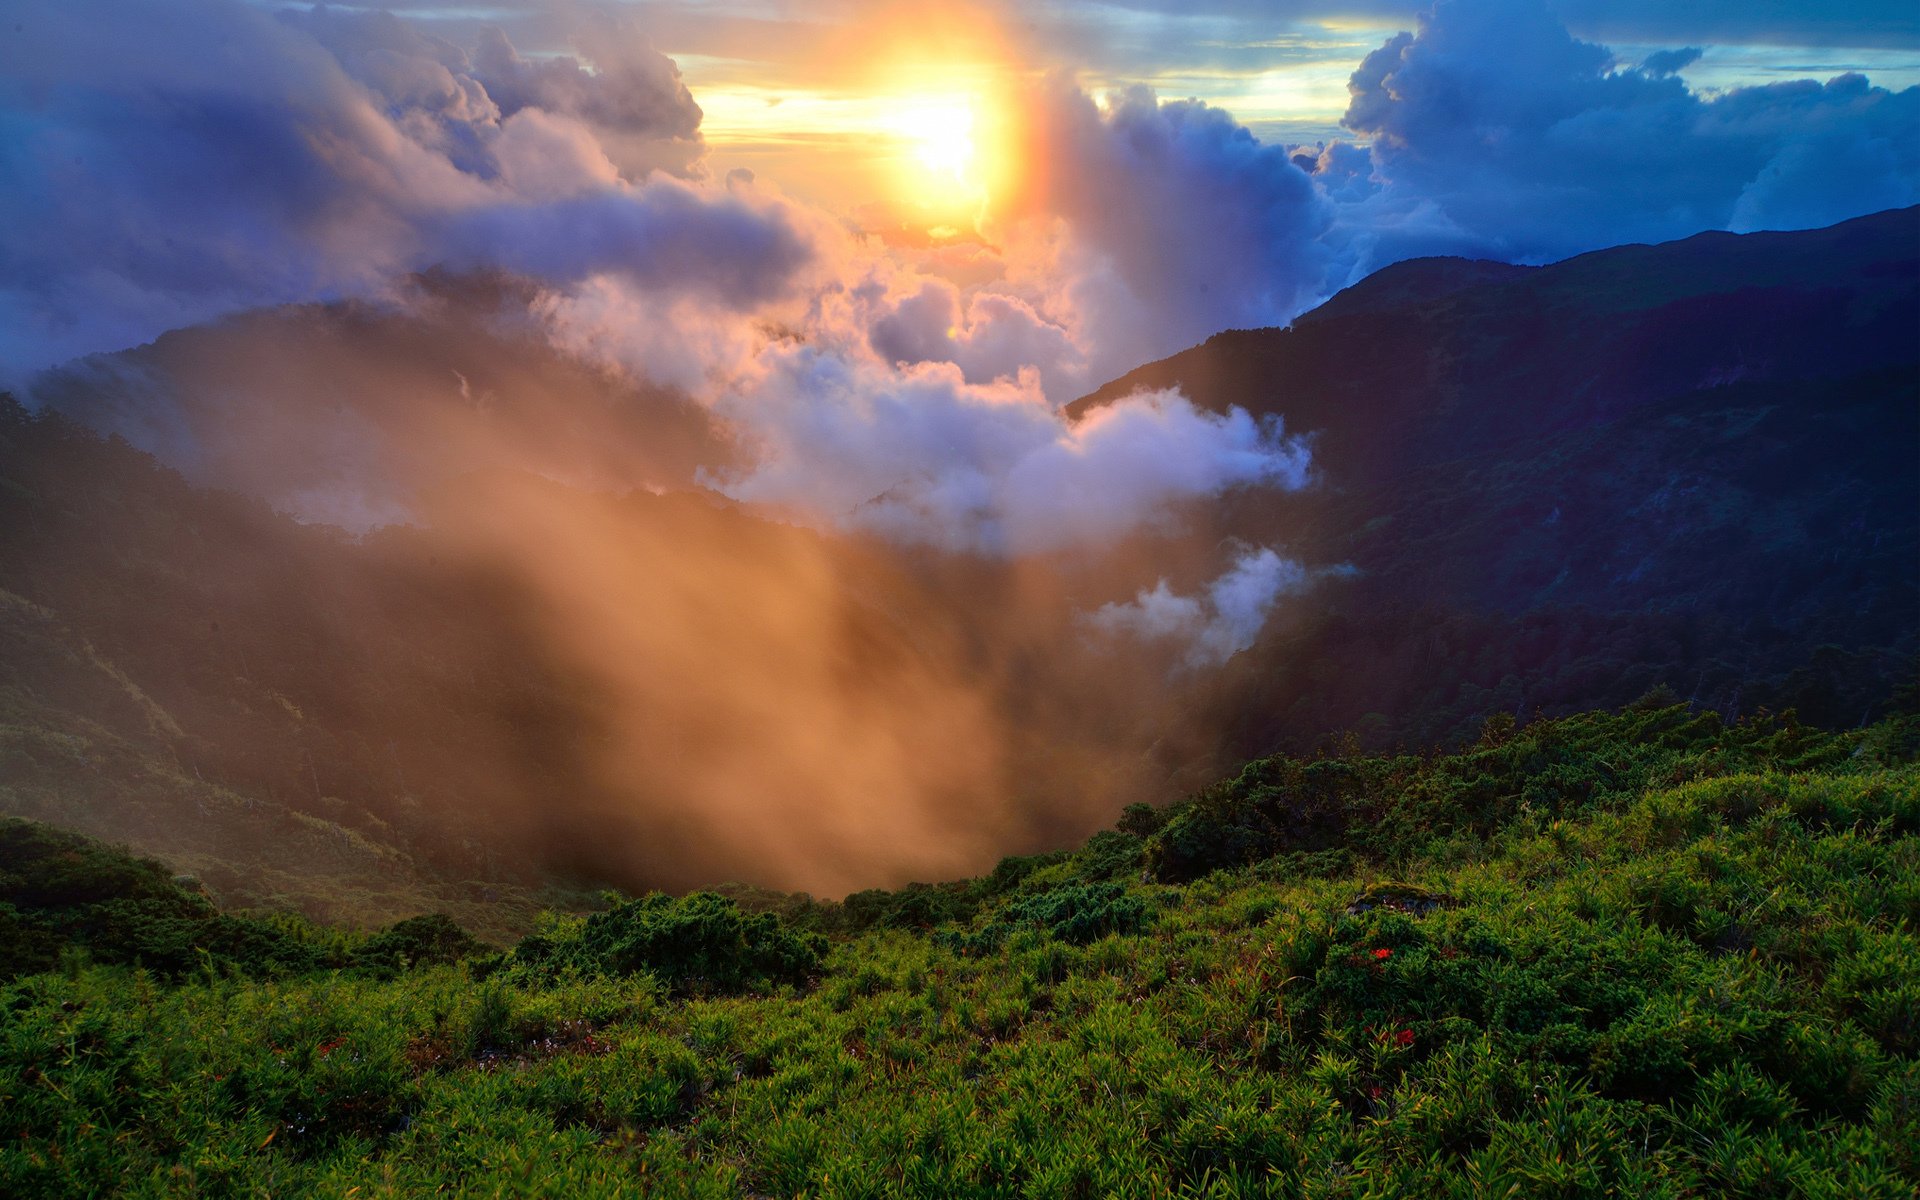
(888, 94), (989, 218)
(908, 98), (976, 183)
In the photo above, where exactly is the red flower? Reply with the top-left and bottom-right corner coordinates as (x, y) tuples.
(1372, 948), (1392, 960)
(1395, 1029), (1415, 1048)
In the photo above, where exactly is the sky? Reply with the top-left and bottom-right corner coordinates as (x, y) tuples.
(283, 1), (1920, 212)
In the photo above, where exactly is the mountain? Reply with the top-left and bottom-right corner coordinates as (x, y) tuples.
(1076, 207), (1919, 751)
(24, 271), (735, 527)
(0, 210), (1913, 916)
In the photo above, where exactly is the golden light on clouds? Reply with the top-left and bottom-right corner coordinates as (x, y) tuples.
(697, 80), (1012, 229)
(686, 6), (1023, 230)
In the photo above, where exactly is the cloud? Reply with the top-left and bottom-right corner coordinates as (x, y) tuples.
(1641, 46), (1704, 76)
(1035, 2), (1920, 48)
(1088, 546), (1333, 667)
(7, 0), (1916, 564)
(285, 5), (704, 175)
(438, 177), (820, 305)
(467, 18), (705, 177)
(995, 77), (1335, 371)
(681, 348), (1312, 554)
(488, 108), (624, 199)
(1326, 0), (1920, 268)
(0, 0), (776, 378)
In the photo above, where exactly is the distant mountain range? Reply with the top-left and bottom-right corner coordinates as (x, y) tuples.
(2, 209), (1913, 913)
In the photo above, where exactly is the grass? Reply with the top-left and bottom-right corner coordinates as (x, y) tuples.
(1, 702), (1916, 1197)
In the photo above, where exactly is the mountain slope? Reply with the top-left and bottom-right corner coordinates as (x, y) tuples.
(4, 705), (1915, 1196)
(1076, 207), (1919, 751)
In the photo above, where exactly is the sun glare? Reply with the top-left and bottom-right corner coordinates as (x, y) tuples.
(888, 93), (994, 221)
(909, 98), (976, 182)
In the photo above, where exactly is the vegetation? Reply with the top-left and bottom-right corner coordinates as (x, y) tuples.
(494, 892), (827, 995)
(3, 701), (1916, 1196)
(0, 819), (493, 984)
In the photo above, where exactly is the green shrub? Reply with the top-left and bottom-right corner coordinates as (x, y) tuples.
(506, 891), (825, 994)
(0, 819), (323, 979)
(946, 880), (1152, 953)
(353, 913), (485, 978)
(1072, 830), (1145, 881)
(841, 882), (974, 930)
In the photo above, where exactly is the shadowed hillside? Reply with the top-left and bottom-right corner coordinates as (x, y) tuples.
(1077, 207), (1919, 753)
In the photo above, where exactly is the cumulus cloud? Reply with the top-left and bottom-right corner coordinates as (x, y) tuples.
(1324, 0), (1920, 270)
(286, 5), (704, 175)
(439, 178), (820, 305)
(0, 0), (757, 377)
(994, 77), (1336, 374)
(1088, 546), (1333, 667)
(467, 19), (705, 177)
(706, 364), (1311, 554)
(866, 277), (1089, 399)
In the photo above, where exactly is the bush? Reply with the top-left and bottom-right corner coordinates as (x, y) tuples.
(0, 818), (324, 979)
(506, 891), (825, 994)
(840, 882), (974, 931)
(1072, 830), (1145, 881)
(945, 880), (1152, 953)
(353, 913), (485, 978)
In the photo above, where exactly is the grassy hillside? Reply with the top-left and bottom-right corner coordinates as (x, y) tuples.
(4, 702), (1915, 1196)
